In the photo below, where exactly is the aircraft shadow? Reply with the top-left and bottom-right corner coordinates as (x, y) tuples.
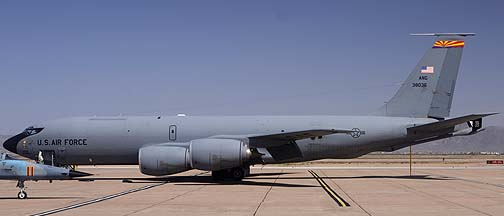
(250, 175), (453, 181)
(172, 180), (316, 187)
(247, 172), (296, 177)
(0, 196), (82, 200)
(77, 172), (316, 188)
(75, 173), (450, 188)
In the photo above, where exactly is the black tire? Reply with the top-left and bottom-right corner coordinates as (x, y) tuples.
(17, 191), (27, 199)
(231, 167), (245, 180)
(212, 170), (225, 181)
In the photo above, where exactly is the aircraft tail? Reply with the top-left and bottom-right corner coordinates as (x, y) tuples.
(380, 33), (475, 119)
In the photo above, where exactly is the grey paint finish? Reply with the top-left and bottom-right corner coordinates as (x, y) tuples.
(13, 115), (435, 165)
(382, 36), (465, 119)
(429, 44), (463, 118)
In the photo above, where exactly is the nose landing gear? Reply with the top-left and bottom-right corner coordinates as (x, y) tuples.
(16, 180), (27, 199)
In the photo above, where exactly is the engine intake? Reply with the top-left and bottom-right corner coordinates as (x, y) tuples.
(138, 145), (190, 176)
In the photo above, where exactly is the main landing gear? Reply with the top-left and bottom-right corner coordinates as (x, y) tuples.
(16, 180), (27, 199)
(212, 166), (250, 181)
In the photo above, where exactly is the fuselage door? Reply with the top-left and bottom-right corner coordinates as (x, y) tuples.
(169, 125), (177, 141)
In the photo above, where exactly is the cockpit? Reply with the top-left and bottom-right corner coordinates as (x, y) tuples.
(0, 152), (15, 160)
(23, 126), (44, 136)
(3, 126), (45, 155)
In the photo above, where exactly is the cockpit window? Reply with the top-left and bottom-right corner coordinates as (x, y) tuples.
(23, 126), (44, 136)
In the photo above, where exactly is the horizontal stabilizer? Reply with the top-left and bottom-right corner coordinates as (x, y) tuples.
(410, 33), (476, 37)
(408, 113), (498, 133)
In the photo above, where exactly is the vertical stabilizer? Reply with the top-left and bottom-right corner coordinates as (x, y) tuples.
(381, 33), (474, 119)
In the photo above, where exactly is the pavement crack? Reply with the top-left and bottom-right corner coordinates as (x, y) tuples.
(123, 171), (210, 216)
(374, 170), (494, 216)
(124, 185), (207, 216)
(396, 181), (493, 216)
(252, 170), (281, 216)
(419, 170), (504, 190)
(31, 182), (167, 216)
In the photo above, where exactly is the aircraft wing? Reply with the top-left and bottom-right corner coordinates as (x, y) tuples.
(246, 129), (352, 161)
(210, 129), (353, 148)
(247, 129), (352, 148)
(211, 129), (352, 161)
(408, 113), (498, 134)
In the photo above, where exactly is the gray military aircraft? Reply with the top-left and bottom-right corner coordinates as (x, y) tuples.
(3, 33), (497, 181)
(0, 153), (91, 199)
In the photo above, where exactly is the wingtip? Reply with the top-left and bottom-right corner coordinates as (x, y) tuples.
(480, 112), (499, 117)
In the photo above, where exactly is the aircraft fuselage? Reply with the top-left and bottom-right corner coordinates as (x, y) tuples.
(6, 115), (436, 165)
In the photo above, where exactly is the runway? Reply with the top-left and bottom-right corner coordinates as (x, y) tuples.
(0, 165), (503, 216)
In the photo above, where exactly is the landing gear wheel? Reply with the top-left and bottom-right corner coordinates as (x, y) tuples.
(17, 191), (27, 199)
(16, 180), (27, 199)
(231, 167), (245, 180)
(212, 170), (225, 181)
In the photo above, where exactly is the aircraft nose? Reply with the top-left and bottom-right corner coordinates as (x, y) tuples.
(3, 134), (23, 154)
(69, 170), (93, 178)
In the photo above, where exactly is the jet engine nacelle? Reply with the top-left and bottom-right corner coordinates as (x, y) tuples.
(138, 145), (190, 176)
(189, 138), (251, 171)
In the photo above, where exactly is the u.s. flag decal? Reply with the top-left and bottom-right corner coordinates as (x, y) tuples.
(420, 66), (434, 74)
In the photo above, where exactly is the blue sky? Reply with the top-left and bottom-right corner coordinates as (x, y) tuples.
(1, 0), (503, 134)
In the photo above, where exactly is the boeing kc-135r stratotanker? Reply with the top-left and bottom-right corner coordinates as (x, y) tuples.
(3, 33), (497, 181)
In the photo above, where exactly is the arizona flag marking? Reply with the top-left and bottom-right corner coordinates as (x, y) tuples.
(433, 40), (464, 48)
